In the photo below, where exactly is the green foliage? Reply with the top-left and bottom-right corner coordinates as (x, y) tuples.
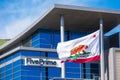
(0, 39), (10, 46)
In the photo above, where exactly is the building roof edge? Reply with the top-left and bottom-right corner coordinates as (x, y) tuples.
(0, 4), (120, 52)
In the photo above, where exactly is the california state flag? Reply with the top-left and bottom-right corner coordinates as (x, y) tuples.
(57, 30), (100, 63)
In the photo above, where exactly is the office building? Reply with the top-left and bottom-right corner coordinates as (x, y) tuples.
(0, 4), (120, 80)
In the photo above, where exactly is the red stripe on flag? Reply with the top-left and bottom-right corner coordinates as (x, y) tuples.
(63, 55), (100, 63)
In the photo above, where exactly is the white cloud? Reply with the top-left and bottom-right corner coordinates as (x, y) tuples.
(0, 0), (102, 39)
(0, 0), (48, 39)
(4, 17), (36, 39)
(0, 29), (8, 39)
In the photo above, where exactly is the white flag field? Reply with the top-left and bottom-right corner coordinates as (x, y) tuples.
(57, 30), (100, 63)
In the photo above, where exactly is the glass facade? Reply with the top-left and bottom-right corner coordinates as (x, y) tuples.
(0, 51), (60, 80)
(0, 29), (100, 80)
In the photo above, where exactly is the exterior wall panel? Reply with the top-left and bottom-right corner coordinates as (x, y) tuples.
(115, 51), (120, 80)
(107, 48), (120, 80)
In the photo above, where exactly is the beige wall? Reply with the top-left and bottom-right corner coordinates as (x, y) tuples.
(115, 51), (120, 80)
(106, 48), (120, 80)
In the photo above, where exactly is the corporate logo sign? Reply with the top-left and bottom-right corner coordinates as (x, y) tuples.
(24, 57), (61, 68)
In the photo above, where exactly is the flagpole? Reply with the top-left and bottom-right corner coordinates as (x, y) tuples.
(100, 18), (105, 80)
(60, 15), (65, 78)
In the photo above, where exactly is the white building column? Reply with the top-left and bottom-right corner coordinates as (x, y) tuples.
(60, 16), (65, 78)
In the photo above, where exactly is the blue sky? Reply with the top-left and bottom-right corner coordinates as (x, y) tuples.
(0, 0), (120, 39)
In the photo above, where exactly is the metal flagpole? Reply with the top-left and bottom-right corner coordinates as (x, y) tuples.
(100, 18), (105, 80)
(60, 15), (65, 78)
